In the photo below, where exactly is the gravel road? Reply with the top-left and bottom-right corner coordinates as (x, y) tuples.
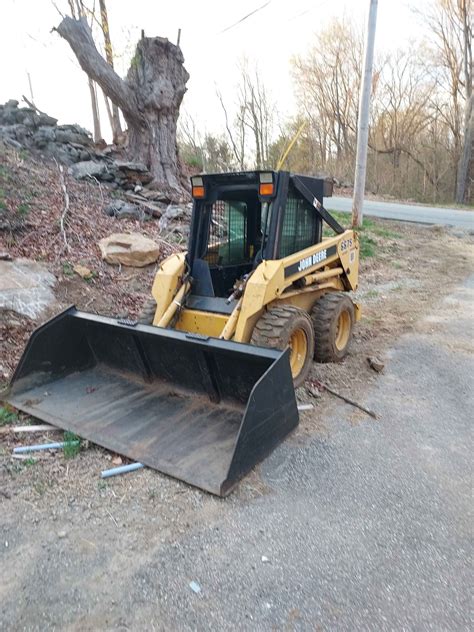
(1, 277), (472, 631)
(329, 196), (474, 229)
(134, 276), (472, 630)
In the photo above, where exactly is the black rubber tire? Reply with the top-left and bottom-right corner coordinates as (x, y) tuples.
(251, 305), (315, 388)
(137, 297), (157, 325)
(311, 292), (355, 363)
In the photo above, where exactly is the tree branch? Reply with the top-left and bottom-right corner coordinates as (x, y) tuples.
(55, 16), (138, 121)
(53, 159), (71, 253)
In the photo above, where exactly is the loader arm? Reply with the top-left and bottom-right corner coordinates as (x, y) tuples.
(150, 252), (187, 325)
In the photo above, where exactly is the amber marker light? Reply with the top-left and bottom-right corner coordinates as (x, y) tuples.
(191, 176), (205, 198)
(259, 182), (274, 196)
(192, 185), (205, 198)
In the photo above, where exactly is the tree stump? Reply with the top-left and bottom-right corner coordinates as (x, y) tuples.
(56, 17), (189, 201)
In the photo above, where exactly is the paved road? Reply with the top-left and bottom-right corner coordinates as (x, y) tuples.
(329, 196), (474, 228)
(129, 277), (473, 630)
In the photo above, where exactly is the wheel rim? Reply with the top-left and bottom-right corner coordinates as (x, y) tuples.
(289, 328), (308, 378)
(335, 310), (351, 351)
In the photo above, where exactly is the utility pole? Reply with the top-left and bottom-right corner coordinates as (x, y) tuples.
(352, 0), (378, 227)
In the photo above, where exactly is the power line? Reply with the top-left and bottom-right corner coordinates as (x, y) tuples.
(218, 1), (272, 35)
(287, 0), (331, 23)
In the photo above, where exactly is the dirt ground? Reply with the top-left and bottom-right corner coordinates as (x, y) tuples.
(1, 222), (473, 475)
(1, 155), (474, 628)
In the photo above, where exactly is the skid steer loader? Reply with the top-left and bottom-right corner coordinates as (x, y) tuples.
(5, 170), (360, 496)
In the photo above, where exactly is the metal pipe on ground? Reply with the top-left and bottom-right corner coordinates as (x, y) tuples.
(13, 441), (79, 454)
(101, 462), (144, 478)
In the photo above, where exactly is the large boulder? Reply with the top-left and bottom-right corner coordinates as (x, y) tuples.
(98, 233), (160, 267)
(0, 259), (56, 319)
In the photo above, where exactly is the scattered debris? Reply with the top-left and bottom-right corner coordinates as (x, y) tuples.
(13, 440), (80, 454)
(367, 356), (385, 373)
(55, 160), (71, 253)
(73, 264), (94, 280)
(11, 424), (59, 434)
(98, 233), (161, 267)
(297, 403), (314, 412)
(306, 383), (322, 399)
(111, 455), (123, 466)
(310, 379), (378, 419)
(104, 199), (145, 221)
(57, 530), (67, 539)
(123, 192), (165, 217)
(158, 205), (185, 231)
(100, 462), (144, 478)
(189, 581), (201, 594)
(261, 555), (270, 563)
(106, 509), (119, 528)
(11, 454), (38, 461)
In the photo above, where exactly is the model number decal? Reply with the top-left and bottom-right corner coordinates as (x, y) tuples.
(340, 238), (353, 252)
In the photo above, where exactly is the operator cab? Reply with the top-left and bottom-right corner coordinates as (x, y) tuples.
(186, 171), (336, 312)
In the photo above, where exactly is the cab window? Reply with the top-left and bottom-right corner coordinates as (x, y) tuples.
(279, 187), (320, 258)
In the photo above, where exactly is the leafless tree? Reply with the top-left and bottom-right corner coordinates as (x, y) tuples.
(55, 16), (189, 198)
(97, 0), (123, 144)
(217, 89), (247, 170)
(216, 62), (275, 170)
(292, 19), (364, 175)
(238, 63), (275, 169)
(369, 49), (439, 195)
(66, 0), (102, 142)
(422, 0), (472, 201)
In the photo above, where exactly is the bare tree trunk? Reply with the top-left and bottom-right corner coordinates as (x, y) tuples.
(56, 16), (189, 199)
(88, 77), (102, 142)
(455, 0), (473, 203)
(98, 0), (122, 143)
(456, 94), (473, 203)
(102, 89), (114, 135)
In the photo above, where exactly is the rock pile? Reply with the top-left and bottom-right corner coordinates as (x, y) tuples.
(0, 99), (95, 165)
(0, 100), (153, 189)
(0, 99), (192, 233)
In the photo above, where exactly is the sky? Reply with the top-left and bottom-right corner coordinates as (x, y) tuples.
(1, 0), (428, 141)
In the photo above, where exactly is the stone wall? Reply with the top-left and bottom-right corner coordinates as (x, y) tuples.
(0, 100), (96, 165)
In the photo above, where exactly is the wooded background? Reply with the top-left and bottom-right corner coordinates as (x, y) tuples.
(180, 1), (472, 205)
(57, 0), (472, 204)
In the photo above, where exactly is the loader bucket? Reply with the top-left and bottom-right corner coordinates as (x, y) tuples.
(5, 307), (298, 496)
